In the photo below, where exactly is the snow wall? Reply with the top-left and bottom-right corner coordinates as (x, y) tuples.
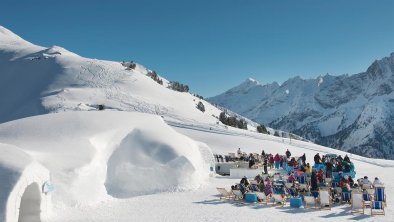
(0, 112), (212, 207)
(0, 144), (51, 222)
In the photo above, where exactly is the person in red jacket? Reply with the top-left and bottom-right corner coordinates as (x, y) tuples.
(269, 155), (274, 169)
(274, 153), (280, 169)
(317, 169), (324, 183)
(340, 176), (350, 192)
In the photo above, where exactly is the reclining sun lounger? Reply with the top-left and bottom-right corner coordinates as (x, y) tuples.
(216, 188), (235, 200)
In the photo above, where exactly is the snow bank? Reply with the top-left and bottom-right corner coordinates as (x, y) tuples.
(106, 127), (208, 198)
(0, 143), (51, 222)
(0, 111), (211, 207)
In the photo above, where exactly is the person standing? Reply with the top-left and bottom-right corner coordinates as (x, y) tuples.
(263, 157), (268, 174)
(274, 153), (280, 169)
(285, 149), (291, 159)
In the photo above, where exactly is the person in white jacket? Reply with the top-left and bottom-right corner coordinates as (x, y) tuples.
(373, 177), (384, 187)
(361, 176), (372, 189)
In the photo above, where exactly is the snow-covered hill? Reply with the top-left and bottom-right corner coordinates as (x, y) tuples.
(0, 26), (261, 133)
(209, 53), (394, 159)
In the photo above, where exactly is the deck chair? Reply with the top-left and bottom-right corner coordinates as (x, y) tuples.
(311, 191), (319, 198)
(233, 190), (244, 201)
(342, 192), (351, 204)
(374, 186), (386, 206)
(299, 184), (308, 191)
(299, 175), (306, 184)
(285, 183), (293, 189)
(304, 196), (317, 209)
(272, 194), (286, 206)
(216, 188), (235, 200)
(325, 178), (332, 187)
(306, 177), (311, 185)
(366, 188), (375, 196)
(363, 192), (372, 210)
(351, 192), (364, 214)
(255, 192), (269, 205)
(319, 189), (332, 210)
(371, 201), (385, 216)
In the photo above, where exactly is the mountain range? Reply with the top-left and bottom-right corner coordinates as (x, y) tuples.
(209, 53), (394, 159)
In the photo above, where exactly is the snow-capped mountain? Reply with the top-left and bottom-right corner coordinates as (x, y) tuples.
(0, 26), (263, 132)
(209, 53), (394, 159)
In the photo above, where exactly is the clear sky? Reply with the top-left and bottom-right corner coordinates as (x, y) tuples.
(1, 0), (394, 97)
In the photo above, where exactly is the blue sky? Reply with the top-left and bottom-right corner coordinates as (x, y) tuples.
(1, 0), (394, 97)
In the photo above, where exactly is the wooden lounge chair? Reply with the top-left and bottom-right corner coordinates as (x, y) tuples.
(255, 192), (269, 205)
(285, 182), (293, 189)
(233, 190), (244, 201)
(342, 192), (351, 204)
(351, 192), (364, 214)
(362, 192), (372, 210)
(374, 186), (386, 206)
(371, 201), (385, 216)
(216, 188), (235, 200)
(319, 189), (332, 210)
(304, 196), (317, 209)
(272, 194), (286, 207)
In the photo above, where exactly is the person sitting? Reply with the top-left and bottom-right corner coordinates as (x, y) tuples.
(361, 176), (372, 189)
(348, 176), (355, 187)
(300, 164), (306, 172)
(305, 163), (312, 173)
(240, 176), (250, 187)
(264, 180), (273, 196)
(373, 177), (384, 187)
(288, 174), (296, 183)
(289, 157), (298, 167)
(314, 153), (321, 164)
(258, 179), (265, 192)
(254, 174), (263, 183)
(340, 176), (351, 193)
(290, 181), (300, 196)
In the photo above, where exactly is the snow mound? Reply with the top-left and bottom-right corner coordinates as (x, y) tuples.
(106, 127), (208, 198)
(0, 111), (211, 206)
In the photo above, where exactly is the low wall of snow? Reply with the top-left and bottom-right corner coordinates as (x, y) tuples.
(0, 144), (51, 222)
